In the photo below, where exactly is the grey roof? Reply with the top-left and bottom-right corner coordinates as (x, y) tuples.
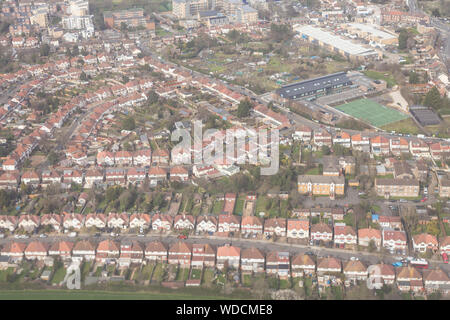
(375, 178), (419, 186)
(298, 175), (345, 185)
(276, 72), (352, 100)
(410, 105), (441, 126)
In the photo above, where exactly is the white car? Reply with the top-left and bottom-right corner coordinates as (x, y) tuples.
(39, 234), (48, 238)
(14, 234), (21, 239)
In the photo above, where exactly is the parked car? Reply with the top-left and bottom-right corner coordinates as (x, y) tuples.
(39, 234), (47, 238)
(68, 232), (77, 238)
(442, 252), (448, 264)
(177, 235), (187, 240)
(392, 261), (403, 267)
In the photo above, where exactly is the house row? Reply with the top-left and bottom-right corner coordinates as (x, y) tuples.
(293, 126), (450, 160)
(2, 239), (449, 294)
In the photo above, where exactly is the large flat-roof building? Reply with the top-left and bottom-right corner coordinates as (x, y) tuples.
(344, 23), (398, 45)
(273, 72), (353, 102)
(294, 24), (382, 61)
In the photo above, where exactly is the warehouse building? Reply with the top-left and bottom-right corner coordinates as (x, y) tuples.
(294, 24), (382, 61)
(343, 23), (398, 45)
(273, 72), (353, 102)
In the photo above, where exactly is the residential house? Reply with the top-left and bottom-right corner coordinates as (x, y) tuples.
(396, 266), (423, 293)
(310, 223), (333, 245)
(382, 229), (407, 254)
(1, 242), (27, 260)
(145, 241), (168, 262)
(0, 216), (17, 232)
(423, 268), (450, 295)
(291, 254), (316, 277)
(127, 168), (147, 186)
(412, 233), (439, 253)
(358, 228), (382, 250)
(343, 260), (368, 281)
(191, 243), (216, 268)
(18, 215), (40, 232)
(151, 214), (173, 231)
(174, 214), (195, 230)
(287, 219), (309, 240)
(84, 214), (107, 229)
(118, 240), (144, 267)
(168, 241), (192, 266)
(96, 239), (120, 263)
(196, 215), (217, 233)
(48, 241), (74, 259)
(266, 251), (290, 278)
(24, 241), (48, 260)
(241, 216), (263, 235)
(63, 213), (84, 230)
(240, 247), (265, 273)
(218, 213), (240, 233)
(40, 214), (62, 232)
(264, 218), (286, 237)
(334, 225), (357, 248)
(107, 213), (129, 230)
(129, 213), (151, 230)
(317, 257), (342, 274)
(72, 240), (96, 260)
(216, 244), (240, 270)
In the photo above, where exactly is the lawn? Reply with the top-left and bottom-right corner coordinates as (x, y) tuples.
(233, 196), (245, 216)
(0, 290), (234, 300)
(151, 263), (165, 283)
(363, 70), (397, 88)
(175, 268), (190, 282)
(335, 99), (409, 127)
(202, 268), (215, 286)
(0, 268), (15, 282)
(212, 200), (224, 215)
(305, 167), (321, 175)
(279, 278), (292, 289)
(51, 267), (66, 285)
(242, 274), (253, 287)
(255, 196), (270, 216)
(190, 268), (202, 280)
(381, 118), (422, 135)
(135, 264), (154, 282)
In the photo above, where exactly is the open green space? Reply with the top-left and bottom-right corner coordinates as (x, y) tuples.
(0, 289), (233, 300)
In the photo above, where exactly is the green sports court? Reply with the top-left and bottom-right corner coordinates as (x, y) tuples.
(335, 99), (409, 127)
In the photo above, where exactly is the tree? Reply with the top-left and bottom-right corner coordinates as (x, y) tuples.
(39, 43), (50, 57)
(121, 116), (136, 131)
(408, 71), (419, 84)
(237, 99), (252, 118)
(47, 151), (58, 166)
(398, 30), (408, 50)
(432, 8), (441, 17)
(79, 71), (88, 81)
(423, 86), (442, 110)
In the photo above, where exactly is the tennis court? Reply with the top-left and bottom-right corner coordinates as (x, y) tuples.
(335, 99), (409, 127)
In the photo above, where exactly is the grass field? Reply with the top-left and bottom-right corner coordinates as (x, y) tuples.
(0, 290), (233, 300)
(335, 99), (409, 127)
(381, 117), (422, 135)
(363, 70), (397, 88)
